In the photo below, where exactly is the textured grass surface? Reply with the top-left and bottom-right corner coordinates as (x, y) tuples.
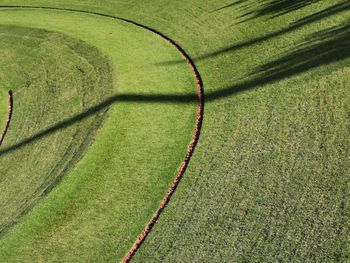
(0, 9), (196, 262)
(0, 0), (349, 262)
(0, 24), (114, 236)
(0, 88), (7, 131)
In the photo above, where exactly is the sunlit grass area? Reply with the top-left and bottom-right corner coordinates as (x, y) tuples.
(0, 10), (196, 262)
(0, 0), (348, 262)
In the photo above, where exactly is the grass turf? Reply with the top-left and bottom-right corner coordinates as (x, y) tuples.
(0, 0), (349, 262)
(0, 24), (114, 236)
(0, 88), (7, 133)
(0, 9), (196, 262)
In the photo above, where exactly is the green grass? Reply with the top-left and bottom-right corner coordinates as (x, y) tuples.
(0, 24), (114, 236)
(0, 9), (196, 262)
(0, 88), (7, 130)
(0, 0), (349, 262)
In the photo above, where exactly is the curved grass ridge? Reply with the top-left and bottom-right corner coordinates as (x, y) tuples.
(0, 5), (204, 262)
(122, 32), (204, 263)
(0, 90), (13, 146)
(0, 26), (116, 241)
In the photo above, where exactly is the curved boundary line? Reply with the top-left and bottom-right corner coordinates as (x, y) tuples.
(0, 90), (13, 146)
(120, 23), (204, 263)
(0, 6), (204, 262)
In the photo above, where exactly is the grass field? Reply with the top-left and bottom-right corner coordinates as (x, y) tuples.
(0, 0), (349, 262)
(0, 9), (197, 262)
(0, 88), (7, 131)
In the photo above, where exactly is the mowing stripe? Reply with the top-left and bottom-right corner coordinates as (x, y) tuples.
(121, 29), (204, 263)
(0, 6), (204, 262)
(0, 90), (13, 146)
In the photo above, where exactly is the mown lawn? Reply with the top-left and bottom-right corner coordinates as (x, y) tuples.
(0, 0), (349, 262)
(0, 9), (196, 262)
(0, 88), (7, 131)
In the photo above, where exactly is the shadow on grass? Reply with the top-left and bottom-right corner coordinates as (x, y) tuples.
(0, 93), (197, 156)
(1, 21), (349, 157)
(240, 0), (321, 20)
(161, 0), (349, 65)
(210, 0), (321, 19)
(208, 0), (246, 14)
(207, 22), (350, 100)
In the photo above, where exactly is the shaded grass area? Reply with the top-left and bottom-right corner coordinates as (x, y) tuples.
(160, 0), (350, 64)
(0, 11), (197, 262)
(237, 0), (321, 20)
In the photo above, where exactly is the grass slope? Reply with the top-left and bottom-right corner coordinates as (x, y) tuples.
(0, 9), (196, 262)
(0, 0), (349, 262)
(0, 88), (7, 132)
(0, 24), (114, 236)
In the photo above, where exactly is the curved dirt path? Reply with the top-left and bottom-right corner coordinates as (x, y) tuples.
(0, 6), (204, 262)
(0, 90), (13, 146)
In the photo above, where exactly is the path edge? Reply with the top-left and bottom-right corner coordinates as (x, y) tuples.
(0, 90), (13, 146)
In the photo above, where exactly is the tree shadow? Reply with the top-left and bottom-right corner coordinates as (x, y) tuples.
(0, 92), (198, 156)
(208, 0), (247, 14)
(1, 21), (349, 157)
(206, 21), (350, 101)
(239, 0), (321, 21)
(160, 0), (349, 65)
(209, 0), (321, 19)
